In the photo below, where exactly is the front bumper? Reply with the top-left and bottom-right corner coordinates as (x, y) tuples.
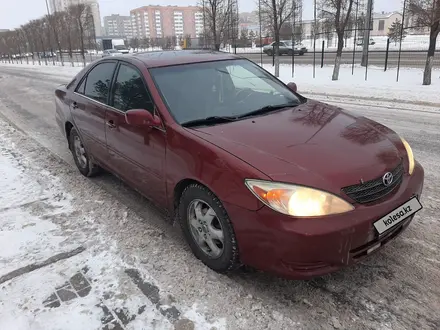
(225, 162), (424, 280)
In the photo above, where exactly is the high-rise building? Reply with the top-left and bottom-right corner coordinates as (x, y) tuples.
(104, 15), (133, 38)
(48, 0), (102, 36)
(130, 5), (203, 39)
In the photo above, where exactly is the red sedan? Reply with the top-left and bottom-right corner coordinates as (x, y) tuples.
(55, 51), (424, 279)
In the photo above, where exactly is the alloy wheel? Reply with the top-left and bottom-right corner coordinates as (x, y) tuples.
(187, 199), (225, 259)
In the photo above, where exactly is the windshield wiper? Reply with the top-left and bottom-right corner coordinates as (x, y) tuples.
(238, 103), (299, 119)
(182, 116), (238, 128)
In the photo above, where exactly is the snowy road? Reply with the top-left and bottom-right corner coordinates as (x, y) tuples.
(1, 64), (440, 330)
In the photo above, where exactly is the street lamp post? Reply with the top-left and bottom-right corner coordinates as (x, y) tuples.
(44, 0), (57, 65)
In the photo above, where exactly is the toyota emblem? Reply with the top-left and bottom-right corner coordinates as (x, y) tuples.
(382, 172), (394, 187)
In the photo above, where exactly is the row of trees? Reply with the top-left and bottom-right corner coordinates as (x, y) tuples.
(0, 3), (96, 65)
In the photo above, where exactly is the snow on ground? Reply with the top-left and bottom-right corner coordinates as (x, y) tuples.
(264, 64), (440, 105)
(1, 60), (438, 107)
(0, 121), (225, 330)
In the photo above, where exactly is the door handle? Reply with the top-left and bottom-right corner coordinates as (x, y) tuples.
(106, 120), (116, 129)
(72, 101), (78, 109)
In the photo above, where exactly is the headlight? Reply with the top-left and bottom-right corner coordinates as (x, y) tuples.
(245, 179), (354, 217)
(400, 137), (415, 175)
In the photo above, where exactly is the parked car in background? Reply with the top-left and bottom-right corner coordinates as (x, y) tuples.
(356, 38), (376, 46)
(263, 40), (308, 56)
(55, 50), (424, 280)
(114, 44), (130, 54)
(102, 49), (120, 57)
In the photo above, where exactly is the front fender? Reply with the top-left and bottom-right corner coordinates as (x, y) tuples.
(165, 126), (270, 212)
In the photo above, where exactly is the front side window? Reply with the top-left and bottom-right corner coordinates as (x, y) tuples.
(112, 64), (154, 112)
(149, 59), (302, 125)
(81, 62), (116, 104)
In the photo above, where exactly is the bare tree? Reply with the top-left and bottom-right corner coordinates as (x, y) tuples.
(0, 31), (15, 61)
(69, 3), (89, 65)
(59, 9), (76, 66)
(202, 0), (238, 50)
(15, 29), (25, 63)
(46, 13), (64, 65)
(30, 19), (49, 64)
(408, 0), (440, 85)
(320, 0), (355, 80)
(260, 0), (297, 77)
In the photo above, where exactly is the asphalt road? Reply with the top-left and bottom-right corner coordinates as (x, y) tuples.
(0, 64), (440, 329)
(52, 50), (437, 69)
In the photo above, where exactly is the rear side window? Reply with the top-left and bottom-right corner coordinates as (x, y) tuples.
(77, 62), (116, 104)
(112, 64), (154, 112)
(76, 78), (86, 94)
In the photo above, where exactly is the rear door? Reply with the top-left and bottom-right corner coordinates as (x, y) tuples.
(70, 61), (117, 163)
(104, 61), (167, 206)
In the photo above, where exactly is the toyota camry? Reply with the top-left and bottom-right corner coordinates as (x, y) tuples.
(55, 50), (424, 279)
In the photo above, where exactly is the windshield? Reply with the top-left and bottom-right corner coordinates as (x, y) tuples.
(149, 59), (302, 125)
(114, 45), (127, 50)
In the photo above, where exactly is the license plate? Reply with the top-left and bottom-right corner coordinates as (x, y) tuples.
(374, 197), (423, 235)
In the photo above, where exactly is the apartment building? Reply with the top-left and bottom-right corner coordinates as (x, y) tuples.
(48, 0), (102, 36)
(104, 15), (133, 39)
(130, 5), (203, 39)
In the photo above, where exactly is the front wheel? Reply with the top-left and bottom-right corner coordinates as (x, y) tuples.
(178, 184), (240, 273)
(266, 50), (273, 56)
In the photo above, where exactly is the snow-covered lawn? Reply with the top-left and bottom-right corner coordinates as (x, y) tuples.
(1, 61), (438, 107)
(0, 121), (225, 330)
(264, 64), (440, 105)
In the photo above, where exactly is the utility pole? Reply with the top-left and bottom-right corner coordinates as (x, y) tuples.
(361, 0), (373, 66)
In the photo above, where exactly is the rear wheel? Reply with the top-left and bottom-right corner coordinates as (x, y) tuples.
(69, 127), (101, 177)
(178, 184), (240, 272)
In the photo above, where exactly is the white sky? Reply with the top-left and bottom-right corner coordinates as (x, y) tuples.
(2, 0), (402, 30)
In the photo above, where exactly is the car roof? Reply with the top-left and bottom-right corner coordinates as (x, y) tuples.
(129, 50), (241, 68)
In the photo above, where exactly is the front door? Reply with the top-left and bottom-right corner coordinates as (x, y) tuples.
(105, 62), (167, 207)
(71, 61), (117, 163)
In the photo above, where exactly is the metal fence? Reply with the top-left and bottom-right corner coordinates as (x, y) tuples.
(1, 35), (438, 83)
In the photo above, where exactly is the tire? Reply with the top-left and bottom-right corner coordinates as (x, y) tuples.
(69, 127), (101, 177)
(287, 50), (293, 56)
(178, 183), (240, 273)
(299, 52), (305, 56)
(266, 50), (273, 56)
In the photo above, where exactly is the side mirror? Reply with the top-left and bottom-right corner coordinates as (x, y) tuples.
(287, 82), (298, 93)
(125, 109), (161, 127)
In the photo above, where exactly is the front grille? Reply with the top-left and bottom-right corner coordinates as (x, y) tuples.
(342, 162), (404, 204)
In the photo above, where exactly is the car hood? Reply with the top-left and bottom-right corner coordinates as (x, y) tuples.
(188, 100), (404, 195)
